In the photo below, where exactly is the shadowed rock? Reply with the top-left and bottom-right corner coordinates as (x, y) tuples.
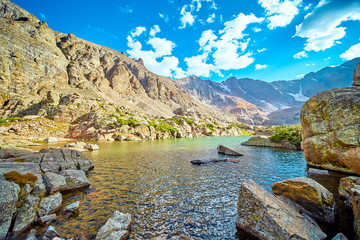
(217, 145), (243, 156)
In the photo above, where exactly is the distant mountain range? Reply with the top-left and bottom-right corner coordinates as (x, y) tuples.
(177, 58), (359, 125)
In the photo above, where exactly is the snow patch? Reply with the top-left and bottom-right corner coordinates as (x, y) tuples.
(220, 82), (231, 93)
(288, 85), (309, 102)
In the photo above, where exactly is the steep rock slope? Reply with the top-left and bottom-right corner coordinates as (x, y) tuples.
(0, 0), (227, 124)
(177, 76), (268, 125)
(300, 63), (360, 174)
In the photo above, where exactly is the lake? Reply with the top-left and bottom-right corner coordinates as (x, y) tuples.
(50, 136), (352, 239)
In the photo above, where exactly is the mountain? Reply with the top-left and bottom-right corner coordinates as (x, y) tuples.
(0, 0), (231, 125)
(177, 58), (359, 125)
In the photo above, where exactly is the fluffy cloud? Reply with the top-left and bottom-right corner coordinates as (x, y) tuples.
(179, 5), (195, 29)
(150, 25), (160, 37)
(255, 64), (268, 70)
(131, 26), (146, 37)
(293, 51), (308, 59)
(206, 13), (215, 23)
(184, 53), (217, 77)
(127, 27), (186, 79)
(159, 13), (169, 22)
(295, 0), (360, 52)
(185, 13), (263, 76)
(340, 43), (360, 60)
(257, 48), (267, 53)
(258, 0), (302, 29)
(179, 0), (217, 28)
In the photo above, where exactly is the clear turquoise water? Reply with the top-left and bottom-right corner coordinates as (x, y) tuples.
(53, 136), (350, 239)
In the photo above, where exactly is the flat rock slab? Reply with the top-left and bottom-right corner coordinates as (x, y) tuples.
(217, 145), (243, 156)
(237, 179), (326, 240)
(190, 159), (241, 165)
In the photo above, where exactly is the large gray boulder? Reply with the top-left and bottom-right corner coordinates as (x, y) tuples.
(40, 148), (94, 173)
(13, 195), (40, 236)
(42, 172), (67, 194)
(60, 170), (90, 191)
(217, 145), (243, 156)
(272, 177), (336, 223)
(38, 192), (62, 217)
(236, 179), (326, 240)
(96, 211), (131, 240)
(0, 179), (20, 240)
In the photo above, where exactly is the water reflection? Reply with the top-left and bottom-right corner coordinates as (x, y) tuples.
(56, 137), (308, 239)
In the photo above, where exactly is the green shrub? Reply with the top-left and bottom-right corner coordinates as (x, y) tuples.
(270, 126), (302, 149)
(0, 117), (21, 126)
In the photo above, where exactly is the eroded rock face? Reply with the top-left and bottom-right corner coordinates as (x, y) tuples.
(13, 195), (40, 236)
(272, 177), (336, 223)
(0, 179), (20, 240)
(300, 87), (360, 174)
(236, 179), (326, 240)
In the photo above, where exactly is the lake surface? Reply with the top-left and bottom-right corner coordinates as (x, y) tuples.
(51, 136), (352, 239)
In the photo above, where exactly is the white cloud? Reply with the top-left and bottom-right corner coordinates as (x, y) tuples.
(184, 13), (263, 76)
(179, 5), (195, 29)
(304, 4), (312, 11)
(206, 13), (215, 23)
(179, 0), (217, 29)
(258, 0), (302, 29)
(131, 26), (146, 37)
(293, 51), (308, 59)
(340, 43), (360, 60)
(255, 64), (268, 70)
(253, 27), (262, 32)
(184, 53), (217, 77)
(150, 25), (160, 37)
(127, 29), (185, 79)
(295, 0), (360, 52)
(159, 13), (169, 22)
(305, 63), (315, 66)
(257, 48), (267, 53)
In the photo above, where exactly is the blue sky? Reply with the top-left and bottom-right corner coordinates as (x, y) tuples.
(13, 0), (360, 82)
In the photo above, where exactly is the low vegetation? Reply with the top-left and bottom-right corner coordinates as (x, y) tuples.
(269, 125), (302, 149)
(0, 117), (21, 126)
(4, 171), (38, 187)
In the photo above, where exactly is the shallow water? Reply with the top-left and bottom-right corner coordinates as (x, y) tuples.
(47, 137), (352, 239)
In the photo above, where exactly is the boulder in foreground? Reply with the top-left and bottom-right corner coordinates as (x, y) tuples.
(272, 177), (336, 223)
(217, 145), (243, 156)
(96, 211), (131, 240)
(236, 179), (326, 240)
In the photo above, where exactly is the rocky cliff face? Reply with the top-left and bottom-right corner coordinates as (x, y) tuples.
(300, 64), (360, 174)
(0, 0), (228, 125)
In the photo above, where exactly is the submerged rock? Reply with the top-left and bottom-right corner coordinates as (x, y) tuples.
(217, 145), (243, 156)
(0, 179), (20, 240)
(308, 168), (329, 176)
(272, 177), (336, 223)
(236, 179), (326, 240)
(96, 211), (131, 240)
(190, 159), (241, 164)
